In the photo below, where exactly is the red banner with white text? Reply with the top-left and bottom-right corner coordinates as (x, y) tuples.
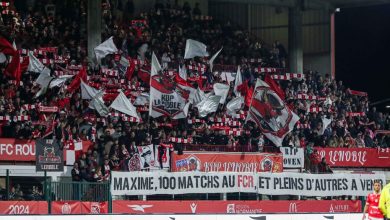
(0, 138), (92, 161)
(171, 152), (283, 172)
(0, 201), (48, 214)
(315, 147), (390, 167)
(51, 201), (108, 214)
(113, 200), (361, 214)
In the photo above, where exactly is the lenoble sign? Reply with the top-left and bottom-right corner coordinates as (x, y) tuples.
(315, 147), (390, 167)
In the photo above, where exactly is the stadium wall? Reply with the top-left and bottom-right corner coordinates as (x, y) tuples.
(208, 2), (331, 73)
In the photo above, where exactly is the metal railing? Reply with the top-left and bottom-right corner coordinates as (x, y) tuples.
(47, 181), (110, 202)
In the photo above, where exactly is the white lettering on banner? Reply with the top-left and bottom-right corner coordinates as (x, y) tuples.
(204, 162), (258, 172)
(111, 171), (385, 197)
(319, 149), (367, 165)
(8, 205), (30, 214)
(0, 143), (35, 156)
(0, 213), (367, 220)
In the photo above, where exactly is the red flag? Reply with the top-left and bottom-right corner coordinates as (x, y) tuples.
(0, 37), (16, 55)
(4, 51), (21, 83)
(138, 67), (150, 83)
(265, 74), (285, 100)
(67, 67), (87, 93)
(0, 37), (21, 83)
(126, 58), (136, 81)
(245, 85), (254, 107)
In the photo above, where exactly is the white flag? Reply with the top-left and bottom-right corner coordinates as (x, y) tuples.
(226, 96), (244, 116)
(179, 64), (187, 80)
(233, 66), (243, 97)
(134, 93), (149, 106)
(35, 67), (53, 87)
(213, 83), (230, 104)
(89, 91), (109, 116)
(190, 87), (206, 105)
(137, 43), (148, 61)
(81, 80), (100, 99)
(196, 94), (221, 118)
(94, 36), (118, 63)
(49, 75), (74, 88)
(0, 53), (6, 63)
(320, 117), (332, 135)
(110, 91), (139, 120)
(184, 39), (209, 59)
(208, 47), (222, 72)
(28, 51), (45, 73)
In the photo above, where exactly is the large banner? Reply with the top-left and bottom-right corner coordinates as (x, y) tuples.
(111, 171), (385, 197)
(171, 152), (283, 172)
(51, 201), (108, 214)
(0, 138), (35, 161)
(280, 147), (304, 168)
(113, 200), (361, 214)
(0, 138), (92, 162)
(35, 139), (63, 172)
(315, 147), (390, 167)
(246, 79), (299, 146)
(0, 201), (48, 214)
(149, 52), (189, 119)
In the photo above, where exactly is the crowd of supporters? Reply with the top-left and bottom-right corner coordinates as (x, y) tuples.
(0, 0), (390, 188)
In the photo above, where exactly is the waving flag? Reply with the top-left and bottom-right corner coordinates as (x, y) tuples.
(81, 80), (100, 99)
(27, 51), (45, 73)
(110, 91), (139, 120)
(149, 52), (190, 119)
(196, 94), (221, 118)
(0, 37), (21, 83)
(208, 47), (222, 72)
(246, 79), (299, 146)
(233, 66), (243, 97)
(94, 36), (118, 63)
(184, 39), (209, 59)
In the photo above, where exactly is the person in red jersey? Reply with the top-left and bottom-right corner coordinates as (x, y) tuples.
(363, 180), (384, 220)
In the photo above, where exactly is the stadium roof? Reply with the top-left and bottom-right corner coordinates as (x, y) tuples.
(210, 0), (390, 10)
(324, 0), (390, 8)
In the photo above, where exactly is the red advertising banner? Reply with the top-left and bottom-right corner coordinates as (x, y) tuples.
(315, 147), (390, 167)
(0, 201), (48, 214)
(0, 138), (92, 161)
(171, 152), (283, 172)
(0, 138), (35, 161)
(51, 201), (108, 214)
(113, 200), (361, 214)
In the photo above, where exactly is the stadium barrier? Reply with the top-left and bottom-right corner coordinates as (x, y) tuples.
(0, 213), (365, 219)
(0, 199), (362, 214)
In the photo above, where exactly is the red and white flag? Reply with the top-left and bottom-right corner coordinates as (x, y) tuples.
(149, 52), (189, 119)
(246, 79), (299, 146)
